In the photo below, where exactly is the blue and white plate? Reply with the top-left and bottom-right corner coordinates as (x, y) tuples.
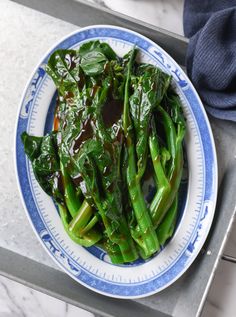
(15, 25), (217, 298)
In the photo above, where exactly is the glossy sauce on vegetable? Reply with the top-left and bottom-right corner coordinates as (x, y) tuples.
(102, 97), (123, 128)
(21, 41), (186, 264)
(72, 116), (94, 153)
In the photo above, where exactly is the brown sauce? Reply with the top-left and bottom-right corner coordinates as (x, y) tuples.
(72, 173), (83, 187)
(113, 126), (123, 144)
(72, 116), (94, 153)
(103, 166), (111, 177)
(53, 171), (64, 195)
(53, 97), (60, 131)
(57, 172), (64, 194)
(107, 182), (115, 193)
(70, 59), (76, 70)
(104, 141), (114, 156)
(90, 85), (99, 97)
(77, 71), (85, 90)
(102, 97), (123, 128)
(65, 91), (74, 100)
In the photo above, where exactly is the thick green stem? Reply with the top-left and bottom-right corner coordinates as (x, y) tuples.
(149, 123), (171, 201)
(93, 198), (138, 262)
(79, 215), (98, 235)
(58, 204), (101, 247)
(156, 195), (178, 246)
(149, 107), (183, 228)
(127, 144), (160, 256)
(102, 239), (124, 264)
(60, 161), (82, 218)
(123, 48), (159, 257)
(123, 48), (136, 135)
(150, 140), (183, 228)
(160, 107), (177, 160)
(68, 200), (96, 235)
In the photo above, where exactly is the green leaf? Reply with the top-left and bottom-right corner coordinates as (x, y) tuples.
(162, 89), (186, 146)
(46, 49), (84, 97)
(79, 40), (117, 60)
(130, 64), (171, 177)
(22, 132), (63, 203)
(80, 51), (107, 76)
(21, 132), (42, 161)
(21, 40), (187, 263)
(79, 41), (119, 76)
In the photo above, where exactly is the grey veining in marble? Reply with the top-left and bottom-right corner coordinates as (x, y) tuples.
(202, 258), (236, 317)
(0, 275), (93, 317)
(86, 0), (184, 35)
(223, 219), (236, 258)
(0, 0), (78, 268)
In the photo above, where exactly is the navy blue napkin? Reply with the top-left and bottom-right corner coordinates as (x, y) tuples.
(184, 0), (236, 121)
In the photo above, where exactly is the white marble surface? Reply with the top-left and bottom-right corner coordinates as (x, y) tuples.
(202, 249), (236, 317)
(87, 0), (184, 35)
(223, 219), (236, 258)
(0, 0), (235, 316)
(0, 0), (78, 269)
(0, 275), (93, 317)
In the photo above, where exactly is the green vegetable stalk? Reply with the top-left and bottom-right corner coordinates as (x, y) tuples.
(149, 92), (185, 230)
(58, 204), (101, 247)
(123, 49), (160, 257)
(156, 196), (178, 246)
(21, 40), (186, 264)
(21, 132), (102, 246)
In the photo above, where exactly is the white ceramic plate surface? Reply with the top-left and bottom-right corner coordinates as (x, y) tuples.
(15, 25), (217, 298)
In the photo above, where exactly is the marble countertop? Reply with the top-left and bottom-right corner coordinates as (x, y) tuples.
(0, 0), (185, 271)
(87, 0), (184, 35)
(0, 0), (78, 269)
(0, 0), (235, 316)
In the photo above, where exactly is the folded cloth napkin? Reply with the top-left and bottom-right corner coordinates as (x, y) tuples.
(184, 0), (236, 121)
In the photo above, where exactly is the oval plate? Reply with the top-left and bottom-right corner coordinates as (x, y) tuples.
(15, 25), (217, 298)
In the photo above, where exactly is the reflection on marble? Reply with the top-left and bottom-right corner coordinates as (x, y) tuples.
(1, 258), (236, 317)
(0, 275), (94, 317)
(202, 259), (236, 317)
(87, 0), (184, 35)
(223, 219), (236, 257)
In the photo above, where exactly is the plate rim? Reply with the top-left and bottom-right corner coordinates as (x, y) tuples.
(14, 24), (218, 299)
